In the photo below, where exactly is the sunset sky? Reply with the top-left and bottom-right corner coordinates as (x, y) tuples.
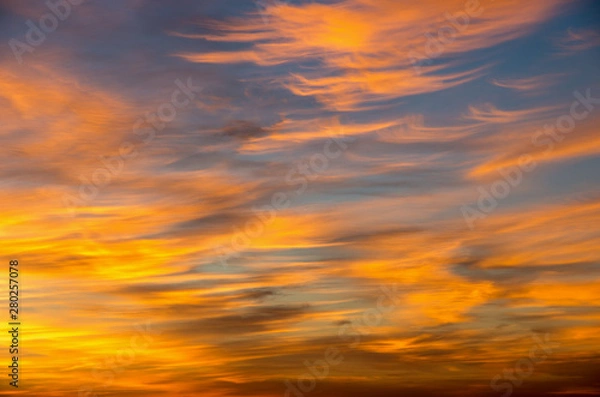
(1, 0), (600, 396)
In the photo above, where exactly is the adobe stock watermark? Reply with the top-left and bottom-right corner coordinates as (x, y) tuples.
(255, 0), (291, 25)
(213, 128), (356, 267)
(77, 321), (162, 397)
(490, 333), (560, 397)
(284, 284), (401, 397)
(8, 0), (86, 64)
(407, 0), (484, 75)
(62, 77), (202, 216)
(462, 88), (600, 229)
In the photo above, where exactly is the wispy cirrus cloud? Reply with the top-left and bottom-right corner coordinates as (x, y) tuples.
(490, 73), (564, 95)
(555, 27), (600, 55)
(173, 0), (562, 110)
(1, 1), (600, 396)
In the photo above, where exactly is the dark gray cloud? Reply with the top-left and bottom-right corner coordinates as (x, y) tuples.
(169, 303), (311, 336)
(222, 120), (269, 140)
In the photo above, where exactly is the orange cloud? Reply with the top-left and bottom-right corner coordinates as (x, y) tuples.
(175, 0), (561, 109)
